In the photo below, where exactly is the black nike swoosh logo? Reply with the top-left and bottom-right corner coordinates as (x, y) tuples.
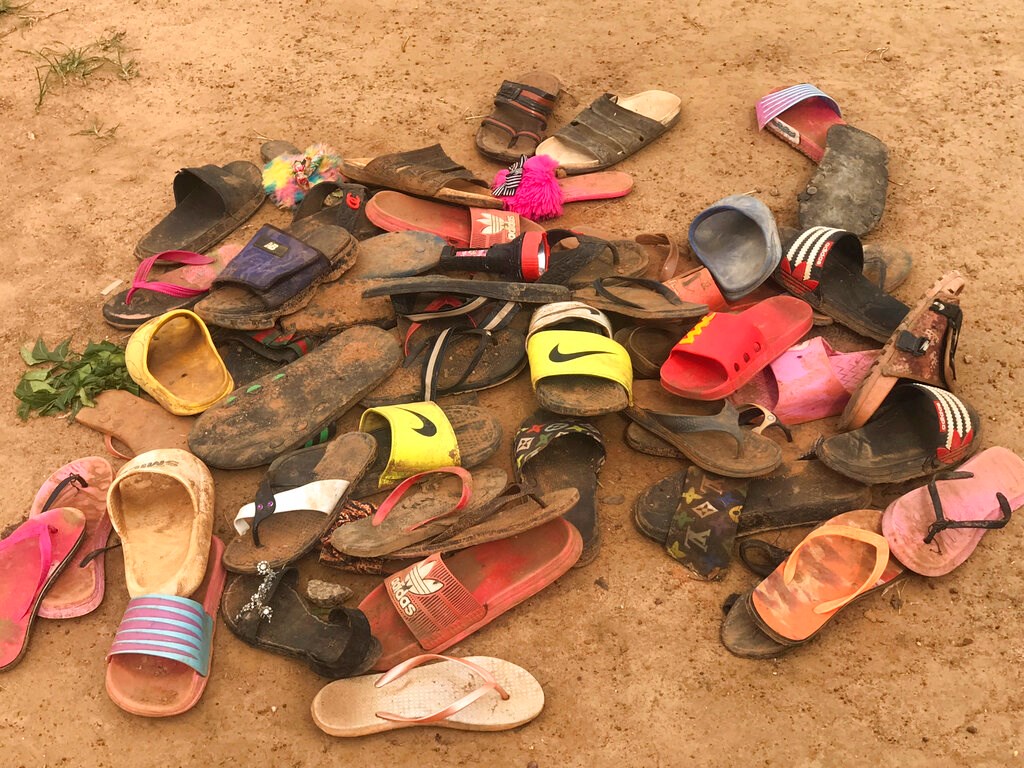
(398, 408), (438, 437)
(548, 345), (612, 363)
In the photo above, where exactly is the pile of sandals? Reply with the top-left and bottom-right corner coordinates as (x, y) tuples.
(2, 77), (1022, 736)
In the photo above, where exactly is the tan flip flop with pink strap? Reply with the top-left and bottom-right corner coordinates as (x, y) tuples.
(311, 654), (544, 736)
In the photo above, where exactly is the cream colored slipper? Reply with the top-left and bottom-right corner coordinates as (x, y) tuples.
(107, 448), (214, 597)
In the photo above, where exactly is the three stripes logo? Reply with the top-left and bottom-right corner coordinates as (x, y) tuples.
(779, 226), (843, 294)
(914, 384), (975, 463)
(389, 561), (444, 616)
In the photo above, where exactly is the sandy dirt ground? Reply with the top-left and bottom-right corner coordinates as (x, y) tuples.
(2, 1), (1024, 766)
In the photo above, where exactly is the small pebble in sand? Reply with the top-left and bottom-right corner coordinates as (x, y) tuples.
(306, 580), (353, 608)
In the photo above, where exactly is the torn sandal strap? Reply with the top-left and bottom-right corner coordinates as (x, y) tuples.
(234, 478), (351, 546)
(923, 470), (1012, 544)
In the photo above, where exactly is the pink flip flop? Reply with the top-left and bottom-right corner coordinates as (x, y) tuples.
(728, 336), (879, 425)
(0, 507), (87, 672)
(491, 154), (632, 221)
(29, 457), (114, 619)
(102, 245), (241, 329)
(882, 447), (1024, 577)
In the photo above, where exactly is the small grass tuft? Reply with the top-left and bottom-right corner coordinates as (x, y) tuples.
(74, 117), (119, 140)
(21, 28), (139, 107)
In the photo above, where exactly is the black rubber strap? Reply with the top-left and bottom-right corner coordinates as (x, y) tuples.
(923, 470), (1012, 544)
(250, 478), (279, 547)
(591, 276), (684, 309)
(79, 540), (121, 568)
(930, 298), (963, 379)
(40, 473), (87, 512)
(624, 403), (747, 456)
(737, 539), (791, 578)
(539, 231), (620, 286)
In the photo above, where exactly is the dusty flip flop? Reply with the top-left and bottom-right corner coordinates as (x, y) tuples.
(535, 90), (682, 175)
(513, 413), (605, 567)
(688, 194), (781, 301)
(194, 222), (357, 330)
(359, 518), (581, 670)
(0, 507), (86, 672)
(882, 447), (1024, 577)
(840, 271), (965, 430)
(623, 397), (783, 479)
(340, 145), (502, 209)
(29, 457), (113, 619)
(365, 191), (544, 248)
(476, 71), (560, 163)
(103, 245), (240, 329)
(75, 390), (194, 459)
(135, 161), (265, 260)
(614, 325), (680, 378)
(124, 309), (234, 416)
(105, 536), (225, 716)
(268, 403), (502, 501)
(214, 326), (319, 386)
(660, 296), (814, 400)
(346, 231), (445, 280)
(188, 325), (401, 469)
(728, 336), (879, 425)
(312, 654), (545, 736)
(526, 302), (633, 416)
(221, 564), (380, 678)
(107, 449), (215, 598)
(774, 227), (909, 342)
(437, 229), (649, 288)
(756, 84), (889, 236)
(490, 155), (633, 221)
(737, 509), (905, 652)
(361, 275), (570, 305)
(572, 277), (708, 321)
(330, 467), (511, 557)
(633, 460), (871, 541)
(816, 383), (980, 485)
(222, 432), (376, 573)
(284, 180), (380, 240)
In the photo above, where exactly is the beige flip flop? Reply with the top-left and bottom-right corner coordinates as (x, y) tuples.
(311, 654), (544, 736)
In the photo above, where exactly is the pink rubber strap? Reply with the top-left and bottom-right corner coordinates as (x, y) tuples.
(371, 467), (473, 531)
(124, 250), (214, 305)
(374, 654), (510, 724)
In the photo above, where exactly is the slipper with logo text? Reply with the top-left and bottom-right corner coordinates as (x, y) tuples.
(660, 296), (814, 401)
(312, 654), (545, 736)
(105, 536), (225, 716)
(816, 383), (980, 485)
(526, 302), (633, 416)
(359, 518), (581, 670)
(29, 457), (113, 619)
(0, 508), (87, 672)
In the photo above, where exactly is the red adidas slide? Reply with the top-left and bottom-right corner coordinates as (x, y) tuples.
(365, 191), (544, 248)
(359, 518), (581, 670)
(660, 296), (813, 401)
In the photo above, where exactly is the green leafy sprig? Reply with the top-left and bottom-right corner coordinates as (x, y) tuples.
(14, 337), (139, 421)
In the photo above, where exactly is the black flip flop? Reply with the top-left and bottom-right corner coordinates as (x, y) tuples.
(514, 412), (605, 567)
(135, 161), (265, 260)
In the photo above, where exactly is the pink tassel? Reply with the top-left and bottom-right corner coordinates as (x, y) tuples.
(492, 154), (564, 221)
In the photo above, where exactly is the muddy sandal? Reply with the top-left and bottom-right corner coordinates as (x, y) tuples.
(75, 390), (194, 458)
(135, 161), (265, 260)
(476, 71), (560, 163)
(613, 325), (679, 378)
(221, 564), (380, 678)
(514, 412), (605, 567)
(222, 432), (377, 573)
(816, 382), (980, 485)
(572, 276), (708, 321)
(526, 302), (633, 416)
(774, 227), (908, 342)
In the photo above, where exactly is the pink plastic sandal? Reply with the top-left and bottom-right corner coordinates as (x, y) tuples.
(729, 336), (879, 425)
(29, 457), (114, 619)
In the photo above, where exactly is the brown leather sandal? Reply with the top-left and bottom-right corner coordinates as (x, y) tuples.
(475, 71), (560, 163)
